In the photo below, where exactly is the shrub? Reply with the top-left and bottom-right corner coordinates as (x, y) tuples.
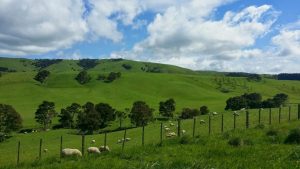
(122, 64), (132, 70)
(228, 137), (243, 147)
(179, 135), (192, 144)
(266, 128), (279, 136)
(180, 108), (200, 119)
(200, 106), (209, 115)
(34, 70), (50, 83)
(284, 128), (300, 144)
(75, 71), (91, 84)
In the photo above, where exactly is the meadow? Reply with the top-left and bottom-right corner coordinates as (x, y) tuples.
(1, 57), (300, 168)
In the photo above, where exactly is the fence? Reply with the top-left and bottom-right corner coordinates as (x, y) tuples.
(10, 104), (300, 166)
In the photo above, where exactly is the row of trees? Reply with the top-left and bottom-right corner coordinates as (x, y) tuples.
(225, 93), (289, 111)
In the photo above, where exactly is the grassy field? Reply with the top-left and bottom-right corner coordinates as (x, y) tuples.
(1, 57), (300, 168)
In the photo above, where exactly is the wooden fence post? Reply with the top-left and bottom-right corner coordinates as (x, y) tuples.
(258, 109), (261, 124)
(177, 119), (181, 137)
(122, 129), (127, 151)
(246, 110), (249, 129)
(269, 108), (272, 125)
(193, 118), (196, 137)
(81, 135), (85, 156)
(221, 114), (224, 133)
(289, 106), (291, 121)
(104, 132), (107, 148)
(17, 141), (20, 165)
(39, 138), (42, 159)
(160, 123), (163, 146)
(142, 124), (145, 146)
(60, 136), (63, 159)
(233, 114), (236, 130)
(208, 115), (211, 135)
(279, 107), (282, 124)
(298, 104), (300, 120)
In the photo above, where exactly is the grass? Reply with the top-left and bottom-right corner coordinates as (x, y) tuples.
(1, 57), (300, 168)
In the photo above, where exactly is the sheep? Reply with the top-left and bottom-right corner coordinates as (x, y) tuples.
(43, 149), (48, 153)
(61, 148), (82, 157)
(181, 130), (186, 135)
(233, 111), (240, 116)
(164, 127), (171, 132)
(117, 139), (122, 144)
(125, 138), (131, 142)
(200, 120), (205, 124)
(164, 125), (168, 128)
(212, 112), (218, 116)
(87, 147), (100, 154)
(23, 132), (27, 134)
(240, 108), (246, 111)
(170, 123), (175, 126)
(166, 132), (177, 137)
(91, 139), (96, 144)
(99, 146), (110, 152)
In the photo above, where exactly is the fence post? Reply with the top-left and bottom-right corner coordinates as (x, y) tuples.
(221, 114), (224, 133)
(279, 107), (282, 124)
(258, 108), (261, 124)
(60, 136), (63, 159)
(208, 115), (211, 135)
(142, 124), (145, 146)
(177, 119), (181, 137)
(246, 110), (249, 129)
(298, 104), (300, 120)
(269, 108), (272, 125)
(81, 135), (85, 156)
(160, 123), (163, 146)
(104, 132), (107, 148)
(193, 118), (196, 137)
(39, 138), (42, 159)
(17, 141), (20, 165)
(233, 114), (236, 130)
(122, 129), (127, 151)
(289, 106), (291, 121)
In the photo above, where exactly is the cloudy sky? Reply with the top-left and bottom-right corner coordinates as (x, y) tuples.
(0, 0), (299, 73)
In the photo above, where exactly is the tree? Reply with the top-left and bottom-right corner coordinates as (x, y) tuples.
(0, 104), (22, 134)
(75, 70), (91, 84)
(95, 103), (116, 128)
(106, 72), (121, 83)
(159, 98), (176, 118)
(129, 101), (154, 126)
(35, 101), (56, 130)
(77, 102), (100, 134)
(58, 103), (81, 128)
(180, 108), (200, 119)
(34, 70), (50, 83)
(200, 106), (209, 115)
(273, 93), (288, 107)
(116, 110), (127, 128)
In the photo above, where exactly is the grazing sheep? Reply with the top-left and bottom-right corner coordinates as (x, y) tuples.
(164, 127), (171, 132)
(170, 123), (175, 126)
(233, 111), (240, 116)
(125, 138), (131, 142)
(212, 112), (218, 116)
(166, 132), (177, 137)
(181, 130), (186, 135)
(43, 149), (48, 153)
(99, 146), (110, 152)
(200, 120), (206, 124)
(87, 147), (100, 154)
(117, 139), (122, 144)
(91, 139), (96, 144)
(240, 108), (246, 111)
(61, 148), (82, 157)
(164, 125), (168, 128)
(23, 132), (27, 134)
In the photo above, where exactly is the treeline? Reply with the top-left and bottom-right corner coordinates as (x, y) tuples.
(226, 72), (262, 82)
(277, 73), (300, 81)
(32, 59), (62, 69)
(225, 93), (288, 111)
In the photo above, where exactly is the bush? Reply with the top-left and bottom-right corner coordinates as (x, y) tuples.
(179, 135), (192, 144)
(200, 106), (209, 115)
(228, 137), (243, 147)
(122, 64), (132, 70)
(180, 108), (200, 119)
(34, 70), (50, 83)
(75, 71), (91, 84)
(266, 128), (279, 136)
(284, 128), (300, 144)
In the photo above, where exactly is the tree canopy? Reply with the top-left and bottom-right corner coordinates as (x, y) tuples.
(0, 104), (22, 134)
(159, 98), (176, 118)
(129, 101), (154, 126)
(34, 70), (50, 83)
(75, 70), (91, 84)
(35, 101), (56, 130)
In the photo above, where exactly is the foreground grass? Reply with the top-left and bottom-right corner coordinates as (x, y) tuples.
(2, 121), (300, 169)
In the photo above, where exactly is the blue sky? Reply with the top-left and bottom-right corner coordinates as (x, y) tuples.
(0, 0), (299, 73)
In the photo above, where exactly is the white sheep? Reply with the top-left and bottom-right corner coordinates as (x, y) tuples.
(99, 146), (110, 152)
(91, 139), (96, 144)
(181, 130), (186, 135)
(200, 120), (205, 124)
(117, 139), (122, 144)
(233, 111), (240, 116)
(125, 138), (131, 142)
(164, 127), (171, 132)
(166, 132), (177, 137)
(212, 112), (218, 116)
(164, 125), (168, 128)
(87, 147), (100, 154)
(61, 148), (82, 157)
(170, 123), (175, 126)
(43, 149), (48, 153)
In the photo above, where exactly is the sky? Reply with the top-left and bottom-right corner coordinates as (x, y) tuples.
(0, 0), (299, 73)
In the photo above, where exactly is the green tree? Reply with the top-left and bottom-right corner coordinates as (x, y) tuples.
(180, 108), (200, 119)
(35, 101), (56, 130)
(75, 70), (91, 84)
(273, 93), (288, 107)
(116, 110), (127, 128)
(95, 103), (116, 128)
(58, 103), (81, 128)
(200, 106), (209, 115)
(159, 98), (176, 118)
(77, 102), (100, 134)
(34, 70), (50, 83)
(0, 104), (22, 134)
(129, 101), (154, 126)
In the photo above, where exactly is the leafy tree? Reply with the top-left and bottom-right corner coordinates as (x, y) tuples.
(77, 102), (100, 134)
(200, 106), (209, 115)
(75, 70), (91, 84)
(180, 108), (200, 119)
(58, 103), (81, 128)
(225, 93), (262, 110)
(273, 93), (288, 107)
(95, 103), (116, 128)
(106, 72), (121, 83)
(262, 99), (276, 108)
(116, 110), (127, 128)
(0, 104), (22, 134)
(122, 64), (132, 70)
(35, 101), (56, 130)
(129, 101), (154, 126)
(32, 59), (62, 69)
(159, 98), (176, 118)
(34, 70), (50, 83)
(77, 59), (98, 70)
